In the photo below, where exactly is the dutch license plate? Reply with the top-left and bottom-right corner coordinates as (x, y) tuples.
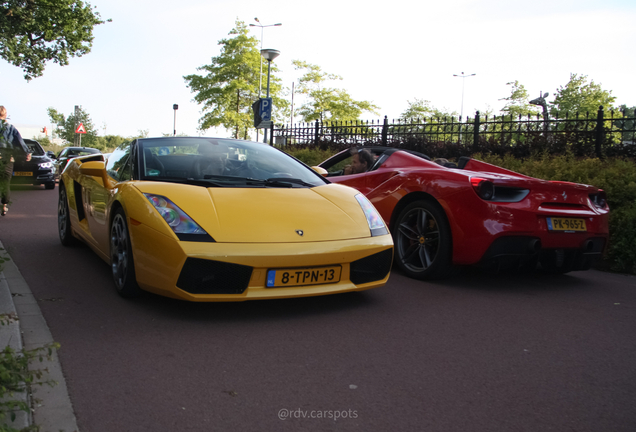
(266, 266), (342, 288)
(547, 217), (587, 232)
(13, 172), (32, 177)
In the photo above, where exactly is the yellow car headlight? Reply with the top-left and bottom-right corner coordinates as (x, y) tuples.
(144, 193), (213, 241)
(355, 194), (388, 237)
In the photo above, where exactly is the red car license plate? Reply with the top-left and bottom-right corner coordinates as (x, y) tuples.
(266, 266), (342, 288)
(547, 217), (587, 232)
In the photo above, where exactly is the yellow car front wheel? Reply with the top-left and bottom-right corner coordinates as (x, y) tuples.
(110, 208), (142, 298)
(58, 186), (77, 247)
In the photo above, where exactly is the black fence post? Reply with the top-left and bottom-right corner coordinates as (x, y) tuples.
(382, 116), (388, 145)
(473, 111), (481, 152)
(595, 105), (605, 158)
(269, 122), (274, 145)
(314, 120), (320, 145)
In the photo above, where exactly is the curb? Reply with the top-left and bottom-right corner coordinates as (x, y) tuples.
(0, 241), (79, 432)
(0, 261), (30, 430)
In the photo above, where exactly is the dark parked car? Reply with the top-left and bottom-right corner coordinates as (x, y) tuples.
(53, 146), (101, 180)
(12, 138), (56, 189)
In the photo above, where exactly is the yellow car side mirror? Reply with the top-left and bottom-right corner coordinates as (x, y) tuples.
(311, 166), (328, 177)
(79, 161), (109, 187)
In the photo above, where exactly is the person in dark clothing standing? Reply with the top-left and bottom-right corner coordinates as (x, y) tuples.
(0, 106), (32, 216)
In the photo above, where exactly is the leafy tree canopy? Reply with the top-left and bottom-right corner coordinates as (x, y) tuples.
(93, 134), (127, 150)
(292, 60), (379, 123)
(184, 18), (288, 138)
(499, 81), (540, 118)
(550, 73), (616, 117)
(400, 98), (457, 122)
(0, 0), (109, 81)
(616, 105), (636, 142)
(621, 105), (636, 117)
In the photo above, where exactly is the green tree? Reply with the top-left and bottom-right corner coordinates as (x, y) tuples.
(292, 60), (379, 123)
(184, 19), (287, 138)
(47, 106), (100, 148)
(93, 134), (128, 151)
(396, 99), (460, 142)
(499, 81), (540, 118)
(615, 105), (636, 143)
(550, 73), (616, 117)
(37, 134), (53, 147)
(0, 0), (109, 81)
(400, 98), (457, 121)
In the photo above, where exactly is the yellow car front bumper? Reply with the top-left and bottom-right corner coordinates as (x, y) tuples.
(130, 223), (393, 301)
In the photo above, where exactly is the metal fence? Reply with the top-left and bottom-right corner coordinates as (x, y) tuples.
(272, 106), (636, 158)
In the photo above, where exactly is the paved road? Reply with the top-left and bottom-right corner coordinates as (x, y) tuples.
(1, 184), (635, 432)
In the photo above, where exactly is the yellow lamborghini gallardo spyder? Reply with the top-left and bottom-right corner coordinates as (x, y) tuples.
(58, 137), (393, 301)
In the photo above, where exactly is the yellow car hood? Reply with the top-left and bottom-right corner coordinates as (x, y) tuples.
(133, 182), (374, 243)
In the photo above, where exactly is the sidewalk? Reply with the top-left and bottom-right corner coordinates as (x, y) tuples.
(0, 241), (79, 432)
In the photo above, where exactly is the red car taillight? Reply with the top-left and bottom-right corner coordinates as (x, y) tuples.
(470, 177), (495, 200)
(589, 190), (607, 209)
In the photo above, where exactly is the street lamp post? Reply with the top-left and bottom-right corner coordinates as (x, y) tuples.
(452, 72), (476, 142)
(173, 104), (178, 136)
(249, 18), (281, 141)
(260, 48), (280, 144)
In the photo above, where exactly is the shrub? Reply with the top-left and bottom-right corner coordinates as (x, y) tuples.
(603, 203), (636, 274)
(279, 147), (337, 167)
(0, 341), (59, 432)
(1, 251), (59, 432)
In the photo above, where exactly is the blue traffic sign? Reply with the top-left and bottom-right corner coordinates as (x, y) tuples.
(260, 98), (272, 122)
(252, 98), (273, 128)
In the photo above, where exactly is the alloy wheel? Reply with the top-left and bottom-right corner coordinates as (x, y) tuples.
(111, 213), (129, 289)
(58, 189), (68, 239)
(396, 206), (441, 273)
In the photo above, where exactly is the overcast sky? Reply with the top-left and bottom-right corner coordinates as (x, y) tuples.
(1, 0), (635, 140)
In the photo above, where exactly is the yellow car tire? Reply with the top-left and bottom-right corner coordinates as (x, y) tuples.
(110, 208), (142, 298)
(58, 186), (78, 247)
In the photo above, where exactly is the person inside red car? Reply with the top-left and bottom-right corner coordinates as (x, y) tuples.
(343, 148), (374, 175)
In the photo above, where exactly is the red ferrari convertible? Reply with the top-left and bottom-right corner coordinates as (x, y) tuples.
(318, 147), (609, 280)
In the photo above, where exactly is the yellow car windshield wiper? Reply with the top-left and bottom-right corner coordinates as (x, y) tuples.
(190, 175), (315, 188)
(265, 177), (316, 187)
(245, 177), (317, 188)
(178, 178), (225, 187)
